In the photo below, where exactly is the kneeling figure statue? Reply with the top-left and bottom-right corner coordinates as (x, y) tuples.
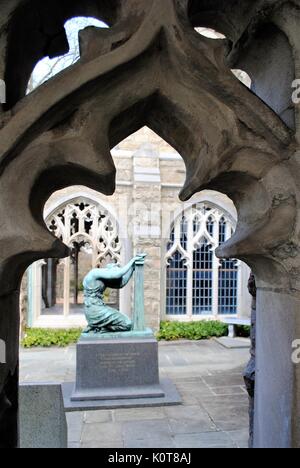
(82, 255), (146, 335)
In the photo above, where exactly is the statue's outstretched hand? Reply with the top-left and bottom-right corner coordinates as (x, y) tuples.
(134, 253), (147, 262)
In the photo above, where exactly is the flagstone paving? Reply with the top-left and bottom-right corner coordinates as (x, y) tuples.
(20, 339), (250, 448)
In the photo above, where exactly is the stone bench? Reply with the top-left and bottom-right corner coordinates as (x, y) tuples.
(221, 318), (251, 338)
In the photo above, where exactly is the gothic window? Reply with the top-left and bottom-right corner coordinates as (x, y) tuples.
(47, 199), (121, 266)
(165, 203), (239, 318)
(43, 197), (122, 314)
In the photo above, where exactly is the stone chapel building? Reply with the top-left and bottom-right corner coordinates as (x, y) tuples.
(25, 126), (251, 331)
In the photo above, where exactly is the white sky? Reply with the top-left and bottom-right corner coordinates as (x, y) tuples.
(30, 20), (250, 90)
(30, 17), (107, 89)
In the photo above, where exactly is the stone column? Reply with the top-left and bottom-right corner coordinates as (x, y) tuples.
(27, 261), (45, 328)
(253, 289), (300, 449)
(48, 259), (57, 308)
(132, 143), (161, 331)
(133, 255), (146, 331)
(0, 292), (20, 449)
(19, 272), (28, 340)
(72, 245), (80, 305)
(63, 257), (70, 317)
(212, 221), (220, 317)
(243, 273), (256, 448)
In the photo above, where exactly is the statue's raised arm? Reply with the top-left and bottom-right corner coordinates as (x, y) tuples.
(87, 254), (146, 283)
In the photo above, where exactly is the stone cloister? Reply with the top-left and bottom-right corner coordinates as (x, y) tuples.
(0, 0), (300, 448)
(25, 136), (251, 330)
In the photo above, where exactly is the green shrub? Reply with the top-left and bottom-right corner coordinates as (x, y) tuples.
(157, 320), (229, 341)
(21, 328), (83, 348)
(21, 322), (249, 347)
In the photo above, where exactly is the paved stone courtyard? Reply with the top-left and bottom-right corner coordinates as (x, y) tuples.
(20, 339), (250, 449)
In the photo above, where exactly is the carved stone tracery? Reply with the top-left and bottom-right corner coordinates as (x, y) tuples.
(0, 0), (299, 448)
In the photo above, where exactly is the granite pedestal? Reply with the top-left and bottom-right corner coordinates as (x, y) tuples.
(64, 333), (181, 410)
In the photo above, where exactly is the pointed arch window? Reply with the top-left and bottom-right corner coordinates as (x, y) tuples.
(47, 199), (121, 267)
(42, 197), (122, 317)
(165, 203), (239, 318)
(27, 195), (126, 327)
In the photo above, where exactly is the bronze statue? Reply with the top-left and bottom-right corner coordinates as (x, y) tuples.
(82, 255), (146, 335)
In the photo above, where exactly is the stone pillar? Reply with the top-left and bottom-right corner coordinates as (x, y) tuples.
(133, 255), (146, 331)
(41, 262), (49, 309)
(0, 292), (20, 449)
(72, 245), (80, 305)
(48, 259), (57, 308)
(63, 257), (70, 317)
(27, 260), (45, 328)
(243, 273), (256, 448)
(253, 290), (300, 448)
(19, 272), (28, 340)
(132, 144), (161, 331)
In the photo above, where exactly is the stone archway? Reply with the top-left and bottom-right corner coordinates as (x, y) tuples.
(0, 0), (299, 449)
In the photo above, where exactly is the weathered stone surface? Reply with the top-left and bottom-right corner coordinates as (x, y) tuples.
(71, 337), (164, 401)
(64, 378), (181, 412)
(19, 383), (67, 449)
(254, 290), (300, 448)
(66, 335), (181, 410)
(0, 0), (300, 448)
(243, 273), (257, 448)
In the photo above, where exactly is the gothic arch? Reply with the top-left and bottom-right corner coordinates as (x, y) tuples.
(161, 194), (251, 321)
(0, 0), (299, 448)
(43, 190), (127, 241)
(28, 191), (131, 328)
(27, 17), (108, 95)
(4, 0), (121, 108)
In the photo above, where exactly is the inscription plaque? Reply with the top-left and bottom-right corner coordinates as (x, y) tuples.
(71, 337), (165, 401)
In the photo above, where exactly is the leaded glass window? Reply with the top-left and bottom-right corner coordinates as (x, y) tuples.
(218, 259), (238, 315)
(192, 241), (213, 315)
(166, 251), (187, 316)
(166, 203), (239, 317)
